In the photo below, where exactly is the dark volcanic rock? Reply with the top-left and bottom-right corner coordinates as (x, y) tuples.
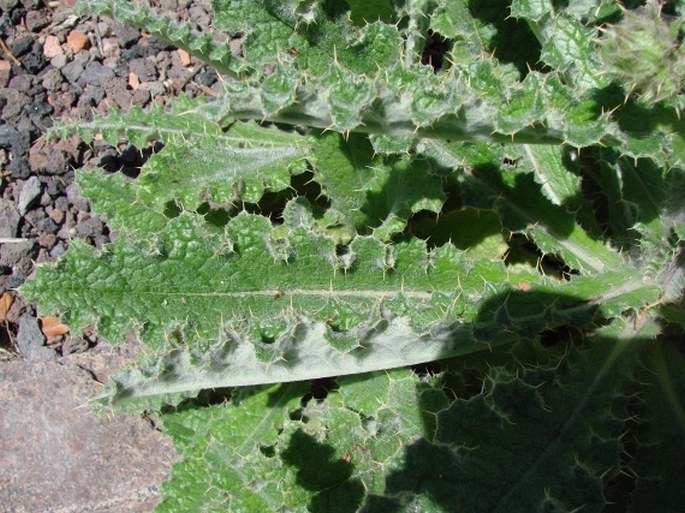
(15, 315), (54, 362)
(60, 57), (86, 84)
(16, 176), (41, 215)
(24, 8), (48, 32)
(129, 57), (157, 82)
(82, 61), (115, 86)
(20, 41), (47, 73)
(0, 199), (20, 238)
(0, 87), (30, 119)
(40, 67), (63, 91)
(7, 35), (32, 56)
(111, 19), (140, 47)
(7, 72), (33, 92)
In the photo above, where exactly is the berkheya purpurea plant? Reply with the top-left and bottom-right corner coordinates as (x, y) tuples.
(22, 0), (685, 511)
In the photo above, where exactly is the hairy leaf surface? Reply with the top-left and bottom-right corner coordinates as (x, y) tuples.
(21, 0), (685, 511)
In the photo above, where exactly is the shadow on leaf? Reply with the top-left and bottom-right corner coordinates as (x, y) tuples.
(282, 429), (365, 513)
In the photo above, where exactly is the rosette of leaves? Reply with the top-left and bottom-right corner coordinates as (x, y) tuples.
(599, 0), (685, 111)
(22, 0), (685, 511)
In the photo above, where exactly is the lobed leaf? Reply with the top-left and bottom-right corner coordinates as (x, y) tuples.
(21, 1), (685, 510)
(156, 337), (639, 513)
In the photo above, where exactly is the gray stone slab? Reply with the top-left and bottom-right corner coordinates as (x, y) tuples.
(0, 357), (174, 513)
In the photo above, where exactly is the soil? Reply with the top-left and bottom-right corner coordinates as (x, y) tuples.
(0, 0), (230, 510)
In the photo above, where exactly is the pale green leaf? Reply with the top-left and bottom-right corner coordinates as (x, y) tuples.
(22, 200), (658, 407)
(308, 133), (445, 236)
(48, 95), (228, 148)
(157, 383), (310, 512)
(521, 145), (580, 207)
(157, 369), (440, 512)
(134, 122), (311, 208)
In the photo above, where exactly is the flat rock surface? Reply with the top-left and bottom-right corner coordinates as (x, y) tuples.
(0, 352), (174, 513)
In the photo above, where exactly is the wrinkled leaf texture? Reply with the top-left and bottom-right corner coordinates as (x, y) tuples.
(23, 0), (685, 511)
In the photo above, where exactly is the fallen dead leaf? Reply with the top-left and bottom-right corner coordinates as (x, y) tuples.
(0, 292), (14, 323)
(40, 316), (70, 338)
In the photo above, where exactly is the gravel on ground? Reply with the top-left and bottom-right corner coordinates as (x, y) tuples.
(0, 0), (231, 510)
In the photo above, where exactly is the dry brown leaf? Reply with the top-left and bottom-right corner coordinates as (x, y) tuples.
(41, 316), (70, 338)
(0, 292), (14, 323)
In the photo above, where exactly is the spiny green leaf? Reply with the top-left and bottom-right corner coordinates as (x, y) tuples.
(157, 369), (443, 512)
(629, 342), (685, 513)
(419, 140), (624, 274)
(157, 382), (310, 512)
(521, 145), (581, 207)
(599, 2), (685, 108)
(134, 122), (311, 208)
(363, 340), (637, 513)
(313, 133), (444, 236)
(513, 5), (607, 90)
(77, 170), (167, 242)
(48, 95), (228, 148)
(22, 199), (659, 408)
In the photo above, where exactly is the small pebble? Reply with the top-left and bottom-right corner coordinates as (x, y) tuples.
(42, 35), (63, 59)
(1, 89), (30, 119)
(60, 59), (85, 84)
(25, 9), (50, 32)
(66, 31), (90, 53)
(50, 53), (67, 69)
(65, 182), (90, 211)
(82, 61), (115, 86)
(50, 241), (67, 258)
(129, 57), (157, 82)
(17, 176), (42, 215)
(9, 36), (33, 57)
(128, 71), (140, 90)
(8, 73), (33, 93)
(111, 20), (140, 48)
(38, 217), (59, 234)
(37, 232), (57, 249)
(131, 88), (150, 106)
(177, 48), (191, 66)
(41, 68), (63, 91)
(16, 315), (55, 362)
(0, 199), (20, 238)
(139, 81), (165, 97)
(46, 206), (65, 225)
